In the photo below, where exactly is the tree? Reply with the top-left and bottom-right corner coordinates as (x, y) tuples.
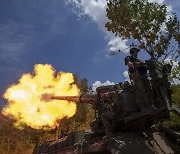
(106, 0), (180, 127)
(163, 84), (180, 126)
(73, 74), (89, 94)
(106, 0), (180, 61)
(171, 84), (180, 107)
(0, 112), (60, 153)
(0, 113), (34, 154)
(170, 62), (180, 83)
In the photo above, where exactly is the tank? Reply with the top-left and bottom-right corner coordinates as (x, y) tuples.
(33, 58), (180, 154)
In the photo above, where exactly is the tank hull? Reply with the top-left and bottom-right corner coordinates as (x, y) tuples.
(33, 129), (178, 154)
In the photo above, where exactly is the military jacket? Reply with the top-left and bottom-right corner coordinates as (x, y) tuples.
(107, 90), (137, 115)
(124, 55), (143, 66)
(107, 91), (123, 114)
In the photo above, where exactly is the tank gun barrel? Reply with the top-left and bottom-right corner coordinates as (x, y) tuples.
(51, 94), (96, 104)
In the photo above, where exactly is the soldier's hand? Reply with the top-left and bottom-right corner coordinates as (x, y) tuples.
(109, 103), (116, 111)
(127, 62), (134, 68)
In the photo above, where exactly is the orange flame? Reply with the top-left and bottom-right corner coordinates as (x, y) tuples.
(2, 64), (79, 129)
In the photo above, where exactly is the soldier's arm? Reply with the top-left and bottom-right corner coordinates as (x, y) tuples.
(127, 62), (134, 68)
(102, 92), (116, 111)
(125, 56), (134, 68)
(114, 93), (124, 115)
(114, 102), (123, 115)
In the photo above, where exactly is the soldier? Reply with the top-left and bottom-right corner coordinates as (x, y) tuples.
(101, 82), (137, 139)
(125, 47), (154, 110)
(101, 90), (122, 138)
(124, 47), (144, 81)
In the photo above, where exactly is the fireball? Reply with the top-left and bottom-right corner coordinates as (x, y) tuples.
(2, 64), (79, 129)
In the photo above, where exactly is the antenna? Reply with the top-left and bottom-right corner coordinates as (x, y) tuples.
(109, 46), (130, 56)
(130, 43), (140, 49)
(109, 43), (141, 56)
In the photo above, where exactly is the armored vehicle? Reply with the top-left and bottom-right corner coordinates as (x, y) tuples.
(33, 58), (180, 154)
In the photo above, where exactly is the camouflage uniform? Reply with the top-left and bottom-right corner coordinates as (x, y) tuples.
(101, 91), (123, 138)
(125, 52), (154, 110)
(102, 88), (137, 138)
(125, 54), (145, 80)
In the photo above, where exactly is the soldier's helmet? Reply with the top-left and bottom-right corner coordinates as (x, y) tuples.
(122, 81), (131, 90)
(130, 47), (140, 54)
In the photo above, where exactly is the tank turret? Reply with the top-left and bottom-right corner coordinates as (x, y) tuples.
(33, 58), (180, 154)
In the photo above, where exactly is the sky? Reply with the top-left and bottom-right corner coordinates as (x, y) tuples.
(0, 0), (180, 104)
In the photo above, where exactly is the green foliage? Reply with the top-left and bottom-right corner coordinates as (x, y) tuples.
(0, 113), (33, 154)
(162, 84), (180, 127)
(106, 0), (180, 60)
(0, 113), (59, 154)
(170, 63), (180, 83)
(171, 84), (180, 107)
(163, 112), (180, 127)
(73, 74), (89, 93)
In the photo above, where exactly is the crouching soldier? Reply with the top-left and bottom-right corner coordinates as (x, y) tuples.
(101, 82), (137, 139)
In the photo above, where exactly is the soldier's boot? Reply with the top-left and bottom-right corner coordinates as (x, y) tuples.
(103, 127), (115, 139)
(103, 133), (115, 139)
(102, 112), (115, 139)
